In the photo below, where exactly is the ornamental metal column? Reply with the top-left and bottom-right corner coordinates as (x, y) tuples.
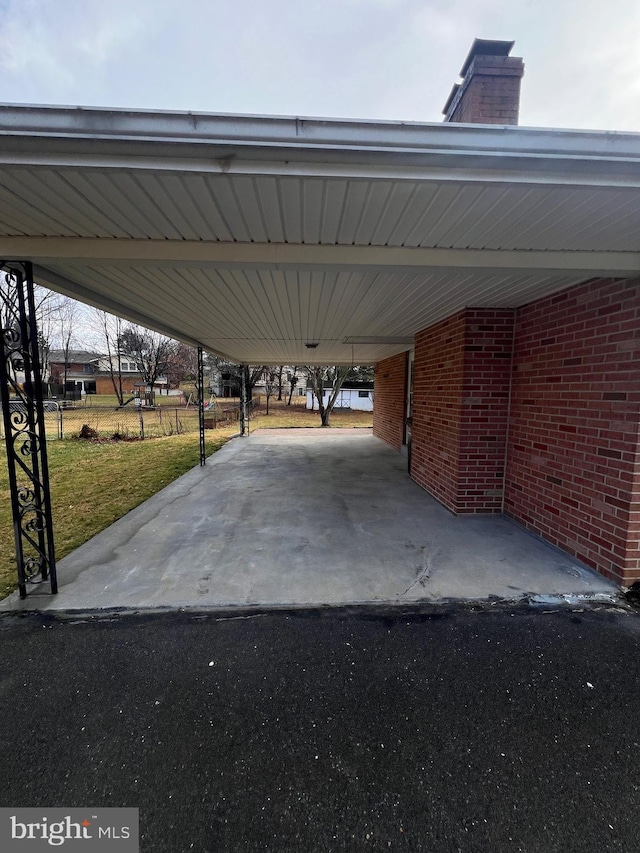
(239, 364), (246, 436)
(0, 261), (57, 598)
(197, 346), (206, 466)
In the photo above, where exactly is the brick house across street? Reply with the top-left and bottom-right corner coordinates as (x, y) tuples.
(47, 349), (145, 397)
(47, 349), (98, 396)
(1, 38), (639, 592)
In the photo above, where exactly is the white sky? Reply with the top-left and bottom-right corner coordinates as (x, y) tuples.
(0, 0), (639, 132)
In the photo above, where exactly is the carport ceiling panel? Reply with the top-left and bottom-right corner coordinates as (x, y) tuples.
(39, 260), (589, 363)
(1, 166), (640, 252)
(41, 263), (405, 345)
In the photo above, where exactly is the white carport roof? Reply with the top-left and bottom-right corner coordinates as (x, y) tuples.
(0, 104), (639, 364)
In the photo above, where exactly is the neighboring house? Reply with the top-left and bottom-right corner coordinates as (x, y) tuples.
(94, 355), (168, 396)
(210, 365), (306, 400)
(48, 350), (167, 397)
(47, 349), (101, 396)
(210, 366), (241, 398)
(306, 383), (374, 412)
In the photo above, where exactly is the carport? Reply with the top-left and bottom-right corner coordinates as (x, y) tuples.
(1, 100), (639, 600)
(0, 429), (616, 611)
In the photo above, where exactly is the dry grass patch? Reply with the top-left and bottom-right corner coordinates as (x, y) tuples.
(82, 394), (185, 407)
(250, 398), (373, 430)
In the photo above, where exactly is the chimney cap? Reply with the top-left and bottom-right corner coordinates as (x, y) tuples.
(459, 38), (515, 77)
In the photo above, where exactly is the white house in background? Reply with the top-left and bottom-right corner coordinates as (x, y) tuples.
(306, 384), (374, 412)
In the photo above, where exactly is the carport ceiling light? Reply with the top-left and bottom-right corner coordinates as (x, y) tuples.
(342, 336), (414, 345)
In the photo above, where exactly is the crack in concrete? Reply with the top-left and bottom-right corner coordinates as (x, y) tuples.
(398, 545), (435, 597)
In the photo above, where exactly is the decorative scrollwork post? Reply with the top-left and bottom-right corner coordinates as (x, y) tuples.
(197, 346), (205, 466)
(0, 261), (57, 598)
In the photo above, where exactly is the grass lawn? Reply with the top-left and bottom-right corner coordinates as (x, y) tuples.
(82, 393), (186, 407)
(0, 398), (372, 599)
(81, 394), (240, 408)
(251, 398), (373, 430)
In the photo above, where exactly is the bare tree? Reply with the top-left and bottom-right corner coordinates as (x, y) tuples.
(90, 309), (125, 404)
(32, 285), (59, 389)
(118, 325), (176, 405)
(53, 296), (81, 394)
(165, 343), (198, 390)
(305, 364), (373, 425)
(286, 366), (300, 406)
(275, 365), (285, 401)
(264, 369), (277, 414)
(245, 365), (265, 402)
(206, 358), (266, 402)
(306, 365), (354, 427)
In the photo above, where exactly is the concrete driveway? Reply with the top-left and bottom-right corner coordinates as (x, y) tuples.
(1, 430), (617, 611)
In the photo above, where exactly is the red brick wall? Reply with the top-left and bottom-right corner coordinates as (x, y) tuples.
(411, 309), (514, 513)
(411, 313), (465, 511)
(373, 352), (408, 451)
(446, 56), (524, 125)
(458, 310), (515, 511)
(504, 278), (640, 585)
(95, 375), (140, 395)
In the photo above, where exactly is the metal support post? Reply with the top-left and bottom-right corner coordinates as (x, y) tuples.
(0, 261), (57, 598)
(244, 365), (251, 436)
(239, 364), (246, 436)
(197, 346), (206, 466)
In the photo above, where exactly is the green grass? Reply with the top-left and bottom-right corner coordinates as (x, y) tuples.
(0, 429), (236, 599)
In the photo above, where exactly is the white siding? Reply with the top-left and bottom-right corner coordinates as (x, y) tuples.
(306, 388), (373, 412)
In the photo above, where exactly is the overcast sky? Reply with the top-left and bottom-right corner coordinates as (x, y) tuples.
(0, 0), (639, 132)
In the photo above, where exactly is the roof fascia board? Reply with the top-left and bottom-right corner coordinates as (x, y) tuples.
(0, 103), (639, 159)
(0, 105), (640, 185)
(0, 150), (638, 189)
(9, 239), (640, 276)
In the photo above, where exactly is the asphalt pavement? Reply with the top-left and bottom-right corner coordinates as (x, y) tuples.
(1, 602), (639, 852)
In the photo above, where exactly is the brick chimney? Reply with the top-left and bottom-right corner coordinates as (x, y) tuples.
(443, 39), (524, 125)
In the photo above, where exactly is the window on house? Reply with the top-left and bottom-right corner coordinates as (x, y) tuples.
(358, 390), (369, 398)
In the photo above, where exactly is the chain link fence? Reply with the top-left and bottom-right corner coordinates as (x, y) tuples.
(0, 399), (248, 441)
